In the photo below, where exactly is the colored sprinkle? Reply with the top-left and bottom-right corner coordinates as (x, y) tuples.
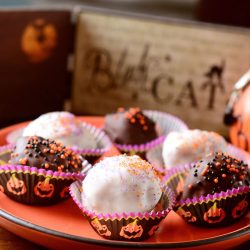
(201, 165), (209, 176)
(13, 136), (82, 173)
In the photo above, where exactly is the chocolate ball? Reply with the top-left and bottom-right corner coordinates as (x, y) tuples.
(180, 152), (250, 200)
(104, 107), (158, 145)
(9, 136), (83, 173)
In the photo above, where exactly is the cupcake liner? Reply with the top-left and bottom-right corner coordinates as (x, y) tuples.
(6, 122), (112, 165)
(114, 110), (188, 159)
(143, 110), (188, 134)
(0, 144), (89, 205)
(146, 144), (165, 174)
(70, 122), (112, 164)
(0, 164), (85, 205)
(70, 181), (175, 241)
(163, 149), (250, 227)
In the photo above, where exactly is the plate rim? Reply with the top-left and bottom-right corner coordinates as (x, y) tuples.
(0, 117), (249, 248)
(0, 209), (249, 249)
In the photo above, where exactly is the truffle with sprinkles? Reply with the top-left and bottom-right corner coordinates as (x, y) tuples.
(104, 107), (158, 145)
(9, 136), (83, 173)
(180, 152), (250, 200)
(81, 155), (162, 214)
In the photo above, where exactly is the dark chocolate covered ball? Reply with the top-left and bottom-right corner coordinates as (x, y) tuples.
(104, 107), (158, 145)
(9, 136), (83, 173)
(180, 152), (250, 200)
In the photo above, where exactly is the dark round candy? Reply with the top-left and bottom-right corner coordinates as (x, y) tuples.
(180, 152), (250, 200)
(104, 107), (158, 145)
(9, 136), (83, 173)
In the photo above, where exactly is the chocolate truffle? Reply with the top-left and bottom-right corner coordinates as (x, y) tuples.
(81, 155), (162, 214)
(9, 136), (83, 173)
(162, 130), (227, 169)
(180, 152), (250, 200)
(104, 107), (158, 145)
(22, 111), (97, 149)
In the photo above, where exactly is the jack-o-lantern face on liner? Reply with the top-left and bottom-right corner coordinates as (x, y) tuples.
(91, 218), (111, 237)
(34, 177), (54, 198)
(21, 18), (57, 63)
(203, 203), (226, 224)
(176, 207), (197, 223)
(60, 186), (70, 198)
(148, 225), (159, 236)
(120, 220), (143, 239)
(6, 174), (27, 196)
(232, 200), (248, 218)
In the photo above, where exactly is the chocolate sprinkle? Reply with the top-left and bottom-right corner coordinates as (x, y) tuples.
(8, 136), (83, 173)
(180, 152), (250, 199)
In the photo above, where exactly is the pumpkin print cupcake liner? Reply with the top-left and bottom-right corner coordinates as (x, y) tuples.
(6, 122), (112, 165)
(115, 110), (188, 159)
(70, 180), (175, 241)
(0, 164), (86, 205)
(70, 122), (112, 164)
(163, 147), (250, 227)
(146, 144), (166, 175)
(0, 146), (89, 205)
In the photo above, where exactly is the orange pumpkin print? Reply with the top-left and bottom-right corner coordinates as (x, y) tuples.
(21, 18), (57, 63)
(176, 207), (197, 223)
(60, 186), (70, 198)
(232, 200), (248, 219)
(7, 174), (27, 195)
(34, 177), (54, 198)
(148, 224), (159, 236)
(120, 220), (143, 239)
(91, 218), (111, 237)
(0, 184), (4, 193)
(229, 83), (250, 152)
(203, 203), (226, 224)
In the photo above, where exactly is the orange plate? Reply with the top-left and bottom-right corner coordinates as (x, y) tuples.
(0, 117), (249, 250)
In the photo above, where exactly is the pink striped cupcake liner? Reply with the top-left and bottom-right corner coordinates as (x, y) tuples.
(70, 180), (175, 241)
(163, 147), (250, 227)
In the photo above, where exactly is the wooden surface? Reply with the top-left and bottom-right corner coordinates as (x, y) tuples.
(0, 227), (46, 250)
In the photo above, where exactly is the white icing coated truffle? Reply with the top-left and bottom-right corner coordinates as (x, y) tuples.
(162, 129), (227, 169)
(23, 111), (97, 149)
(81, 155), (162, 214)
